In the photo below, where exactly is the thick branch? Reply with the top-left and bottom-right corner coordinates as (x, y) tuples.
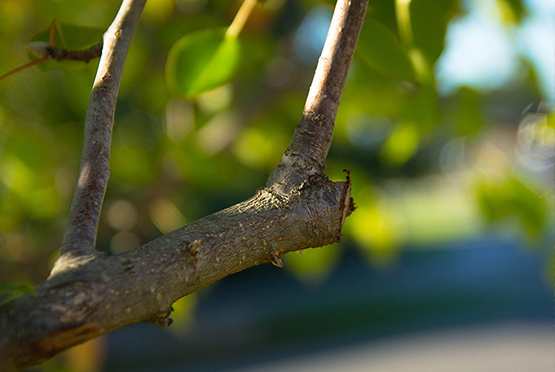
(55, 0), (147, 271)
(267, 0), (368, 191)
(0, 176), (353, 371)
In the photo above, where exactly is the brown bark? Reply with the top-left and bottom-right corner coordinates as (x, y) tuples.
(0, 0), (368, 370)
(56, 0), (147, 268)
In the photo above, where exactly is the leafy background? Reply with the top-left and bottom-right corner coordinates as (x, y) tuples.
(0, 0), (553, 371)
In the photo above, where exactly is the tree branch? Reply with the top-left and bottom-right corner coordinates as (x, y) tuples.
(52, 0), (147, 275)
(0, 0), (367, 370)
(27, 40), (103, 63)
(267, 0), (368, 192)
(0, 177), (353, 371)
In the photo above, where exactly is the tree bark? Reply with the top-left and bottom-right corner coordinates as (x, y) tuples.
(0, 0), (368, 370)
(56, 0), (147, 270)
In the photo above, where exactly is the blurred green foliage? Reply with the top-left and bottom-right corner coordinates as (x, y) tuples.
(0, 0), (552, 319)
(477, 174), (547, 238)
(356, 18), (416, 80)
(0, 282), (34, 305)
(166, 28), (241, 98)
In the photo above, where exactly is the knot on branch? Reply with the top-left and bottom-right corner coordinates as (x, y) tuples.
(178, 240), (203, 274)
(148, 307), (174, 328)
(181, 239), (202, 260)
(269, 253), (283, 268)
(302, 111), (330, 127)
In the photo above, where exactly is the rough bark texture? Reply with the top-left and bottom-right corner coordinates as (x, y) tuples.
(0, 177), (353, 370)
(0, 0), (368, 370)
(56, 0), (147, 269)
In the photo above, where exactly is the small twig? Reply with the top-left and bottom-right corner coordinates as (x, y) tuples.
(29, 20), (102, 63)
(33, 19), (103, 63)
(30, 41), (104, 63)
(226, 0), (257, 38)
(0, 20), (103, 83)
(51, 0), (147, 277)
(303, 0), (368, 129)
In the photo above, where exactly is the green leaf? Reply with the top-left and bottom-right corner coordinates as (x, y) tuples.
(0, 282), (34, 294)
(477, 176), (547, 238)
(456, 87), (485, 136)
(356, 19), (416, 81)
(0, 283), (35, 304)
(166, 28), (241, 99)
(29, 20), (104, 51)
(497, 0), (526, 24)
(380, 122), (420, 166)
(366, 0), (398, 33)
(284, 246), (340, 284)
(27, 21), (104, 71)
(410, 0), (461, 64)
(507, 178), (547, 238)
(111, 144), (157, 186)
(346, 187), (399, 267)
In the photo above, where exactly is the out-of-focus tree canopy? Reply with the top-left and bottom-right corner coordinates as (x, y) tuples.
(0, 0), (552, 308)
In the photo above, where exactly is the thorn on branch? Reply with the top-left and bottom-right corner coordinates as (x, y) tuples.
(343, 168), (352, 182)
(0, 56), (49, 82)
(339, 168), (356, 238)
(182, 240), (202, 262)
(150, 308), (174, 328)
(270, 253), (284, 268)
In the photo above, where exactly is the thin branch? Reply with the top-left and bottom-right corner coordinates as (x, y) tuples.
(0, 44), (103, 82)
(0, 177), (353, 371)
(43, 41), (103, 63)
(52, 0), (147, 276)
(28, 19), (103, 63)
(0, 23), (103, 83)
(267, 0), (368, 191)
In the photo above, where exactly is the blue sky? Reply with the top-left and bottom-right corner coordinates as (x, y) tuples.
(294, 0), (554, 102)
(436, 0), (554, 102)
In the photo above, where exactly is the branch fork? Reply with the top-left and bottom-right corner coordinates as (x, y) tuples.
(0, 0), (367, 369)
